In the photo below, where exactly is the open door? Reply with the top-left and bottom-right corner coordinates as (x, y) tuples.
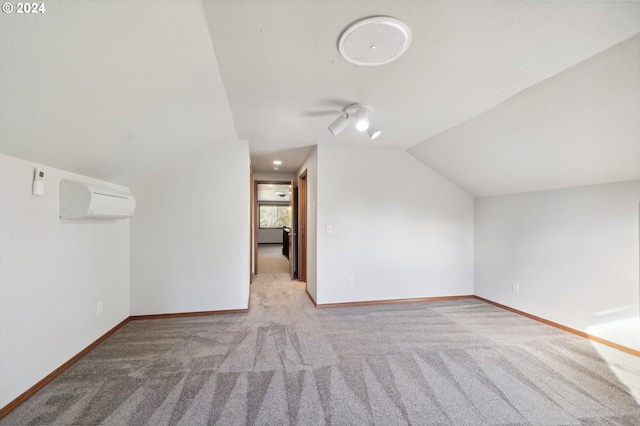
(288, 179), (296, 280)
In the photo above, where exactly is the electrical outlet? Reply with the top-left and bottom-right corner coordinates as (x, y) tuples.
(327, 225), (333, 234)
(97, 301), (103, 315)
(348, 278), (354, 287)
(513, 282), (520, 293)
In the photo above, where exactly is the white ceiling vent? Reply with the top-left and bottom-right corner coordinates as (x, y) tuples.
(338, 16), (412, 66)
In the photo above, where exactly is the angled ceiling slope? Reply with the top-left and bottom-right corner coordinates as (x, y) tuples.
(409, 34), (640, 197)
(0, 1), (237, 184)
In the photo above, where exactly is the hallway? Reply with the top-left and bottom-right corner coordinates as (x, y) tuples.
(257, 244), (289, 274)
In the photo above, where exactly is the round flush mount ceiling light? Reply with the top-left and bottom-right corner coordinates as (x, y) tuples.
(338, 16), (412, 66)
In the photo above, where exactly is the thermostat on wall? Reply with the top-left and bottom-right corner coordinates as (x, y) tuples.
(32, 168), (45, 196)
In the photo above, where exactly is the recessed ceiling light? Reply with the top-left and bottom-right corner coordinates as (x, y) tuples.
(273, 167), (280, 171)
(273, 160), (282, 165)
(339, 16), (411, 66)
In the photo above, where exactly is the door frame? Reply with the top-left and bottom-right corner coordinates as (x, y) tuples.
(298, 170), (308, 284)
(288, 179), (296, 280)
(249, 165), (254, 283)
(253, 179), (294, 276)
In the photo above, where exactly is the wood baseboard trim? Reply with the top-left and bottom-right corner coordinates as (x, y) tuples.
(1, 306), (249, 418)
(4, 295), (636, 419)
(0, 317), (130, 420)
(316, 295), (474, 309)
(305, 289), (317, 307)
(474, 296), (640, 357)
(129, 308), (249, 321)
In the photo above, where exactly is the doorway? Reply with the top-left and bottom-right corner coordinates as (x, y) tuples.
(254, 180), (296, 277)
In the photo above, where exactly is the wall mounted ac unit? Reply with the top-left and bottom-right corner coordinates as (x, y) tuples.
(60, 180), (136, 219)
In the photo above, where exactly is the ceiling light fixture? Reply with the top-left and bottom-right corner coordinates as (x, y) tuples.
(327, 103), (381, 140)
(273, 160), (282, 165)
(338, 16), (412, 67)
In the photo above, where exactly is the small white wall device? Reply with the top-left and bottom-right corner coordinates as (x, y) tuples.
(32, 168), (45, 196)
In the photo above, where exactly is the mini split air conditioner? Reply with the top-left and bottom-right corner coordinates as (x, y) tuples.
(60, 180), (136, 220)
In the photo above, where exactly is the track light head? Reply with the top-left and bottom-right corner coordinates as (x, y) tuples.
(355, 107), (370, 132)
(328, 114), (349, 136)
(367, 122), (381, 139)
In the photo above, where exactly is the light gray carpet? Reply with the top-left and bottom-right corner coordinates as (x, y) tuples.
(2, 274), (640, 425)
(257, 244), (290, 274)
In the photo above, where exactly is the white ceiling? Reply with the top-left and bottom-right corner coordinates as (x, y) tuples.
(1, 1), (639, 196)
(409, 34), (640, 196)
(0, 0), (237, 184)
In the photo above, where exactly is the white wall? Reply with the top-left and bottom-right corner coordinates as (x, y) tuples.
(298, 147), (318, 301)
(475, 180), (640, 350)
(253, 173), (295, 182)
(258, 228), (285, 244)
(315, 145), (474, 304)
(0, 153), (130, 408)
(130, 140), (251, 315)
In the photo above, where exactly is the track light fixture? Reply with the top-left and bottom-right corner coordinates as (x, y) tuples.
(327, 103), (381, 139)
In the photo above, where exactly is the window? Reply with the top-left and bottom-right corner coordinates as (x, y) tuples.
(259, 205), (291, 228)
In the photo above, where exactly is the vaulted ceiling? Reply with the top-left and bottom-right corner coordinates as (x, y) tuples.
(1, 1), (639, 196)
(0, 1), (237, 184)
